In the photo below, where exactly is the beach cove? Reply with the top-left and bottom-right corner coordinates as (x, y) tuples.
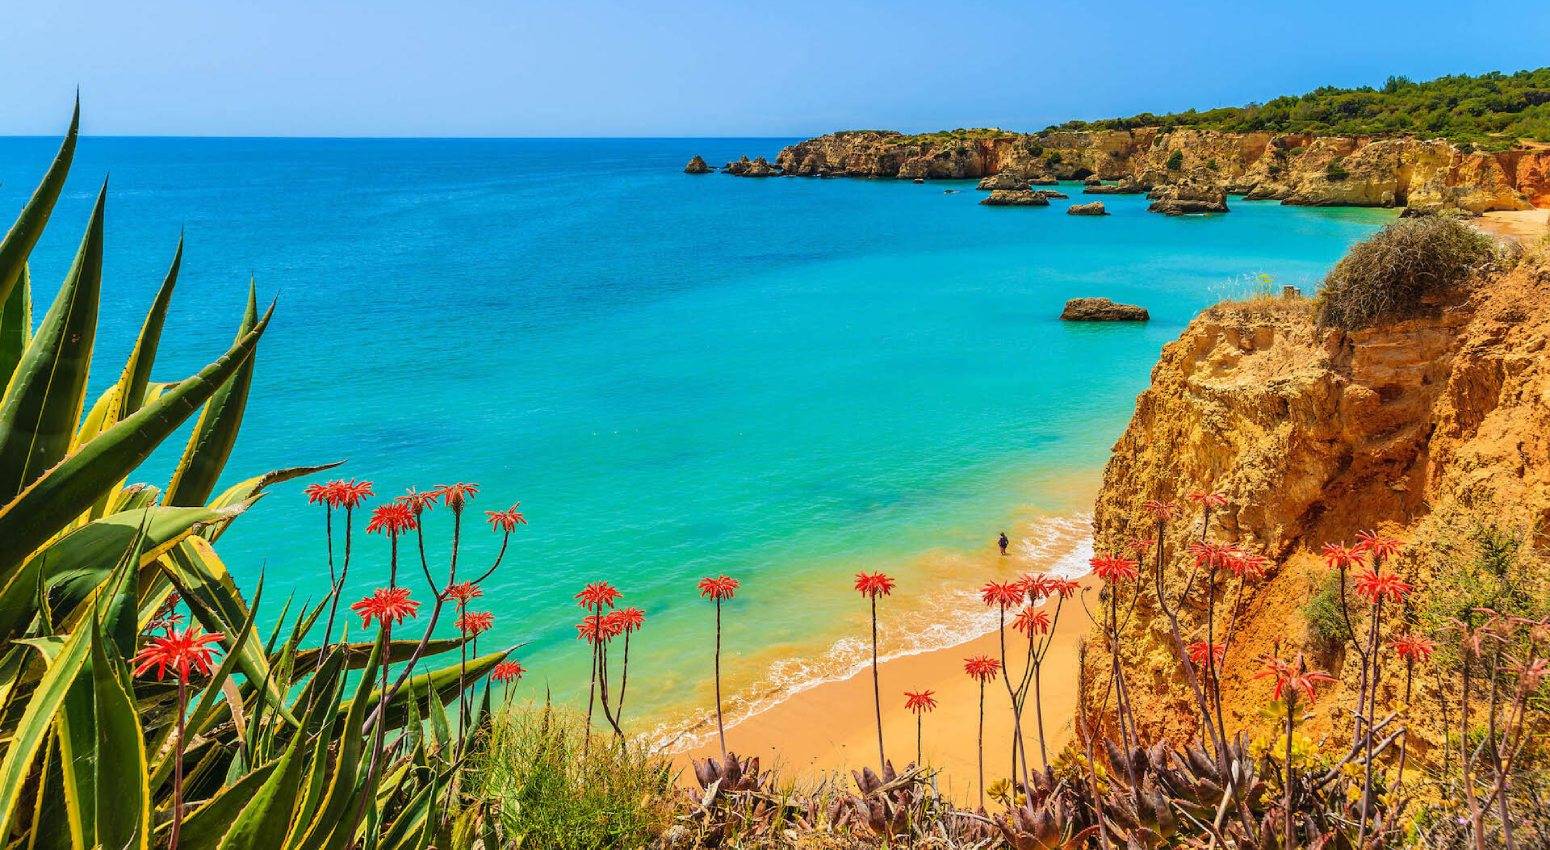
(3, 136), (1394, 746)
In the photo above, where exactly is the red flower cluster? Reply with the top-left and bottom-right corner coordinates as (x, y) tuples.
(455, 610), (494, 636)
(963, 655), (1001, 683)
(366, 503), (417, 536)
(610, 607), (646, 634)
(697, 575), (739, 601)
(1256, 654), (1335, 703)
(351, 587), (420, 628)
(491, 660), (525, 683)
(303, 479), (375, 510)
(434, 482), (480, 512)
(576, 581), (622, 610)
(903, 690), (938, 714)
(1187, 490), (1229, 510)
(132, 627), (225, 682)
(1143, 499), (1177, 522)
(577, 615), (623, 644)
(1125, 536), (1156, 557)
(1188, 640), (1225, 667)
(1013, 607), (1051, 636)
(1355, 529), (1403, 563)
(397, 487), (439, 514)
(1392, 633), (1435, 662)
(979, 580), (1022, 609)
(486, 504), (527, 532)
(1321, 542), (1366, 571)
(1354, 569), (1413, 604)
(444, 581), (483, 605)
(1090, 553), (1139, 584)
(854, 572), (896, 599)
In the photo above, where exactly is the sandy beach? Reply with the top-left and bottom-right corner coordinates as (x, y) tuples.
(1477, 208), (1550, 242)
(675, 576), (1097, 804)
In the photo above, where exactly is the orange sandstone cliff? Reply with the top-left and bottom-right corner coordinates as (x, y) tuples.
(1078, 245), (1550, 758)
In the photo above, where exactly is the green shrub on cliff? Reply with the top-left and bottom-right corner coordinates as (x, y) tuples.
(1314, 216), (1494, 329)
(1166, 150), (1184, 171)
(1052, 67), (1550, 150)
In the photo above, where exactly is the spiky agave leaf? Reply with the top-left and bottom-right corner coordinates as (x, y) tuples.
(166, 277), (259, 507)
(0, 619), (92, 837)
(0, 264), (31, 390)
(0, 182), (106, 503)
(0, 100), (77, 309)
(0, 302), (274, 574)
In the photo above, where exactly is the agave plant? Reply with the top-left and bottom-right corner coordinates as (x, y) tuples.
(0, 106), (511, 850)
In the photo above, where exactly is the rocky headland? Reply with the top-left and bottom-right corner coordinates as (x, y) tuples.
(759, 128), (1550, 214)
(1078, 237), (1550, 760)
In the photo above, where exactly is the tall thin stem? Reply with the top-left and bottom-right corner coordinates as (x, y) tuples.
(870, 595), (885, 769)
(976, 681), (986, 810)
(170, 676), (187, 850)
(1283, 697), (1295, 850)
(915, 713), (923, 767)
(714, 598), (726, 758)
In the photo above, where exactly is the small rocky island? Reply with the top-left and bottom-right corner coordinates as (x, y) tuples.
(724, 155), (781, 177)
(980, 189), (1050, 206)
(1060, 297), (1149, 321)
(1067, 201), (1109, 216)
(684, 155), (712, 174)
(1147, 181), (1229, 215)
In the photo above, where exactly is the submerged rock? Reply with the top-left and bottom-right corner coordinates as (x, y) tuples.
(1036, 189), (1069, 200)
(1060, 297), (1148, 321)
(1147, 181), (1228, 214)
(1068, 201), (1109, 216)
(684, 155), (712, 174)
(1029, 176), (1060, 186)
(980, 189), (1051, 206)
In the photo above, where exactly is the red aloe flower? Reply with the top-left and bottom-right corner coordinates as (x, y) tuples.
(1321, 542), (1366, 571)
(1022, 573), (1055, 602)
(1090, 554), (1139, 583)
(1187, 490), (1229, 510)
(980, 580), (1022, 609)
(1188, 540), (1239, 570)
(351, 587), (420, 628)
(964, 655), (1001, 683)
(1355, 530), (1403, 563)
(612, 606), (646, 633)
(333, 479), (374, 510)
(1188, 640), (1226, 667)
(1391, 633), (1435, 662)
(486, 504), (527, 532)
(576, 615), (621, 644)
(455, 610), (494, 636)
(1125, 536), (1156, 557)
(491, 660), (525, 682)
(365, 503), (417, 536)
(1143, 499), (1177, 522)
(1013, 607), (1051, 636)
(576, 581), (623, 610)
(132, 627), (225, 682)
(854, 572), (896, 599)
(1255, 653), (1335, 703)
(433, 482), (480, 512)
(697, 575), (740, 601)
(1354, 568), (1413, 604)
(1049, 577), (1081, 598)
(1227, 551), (1270, 580)
(396, 487), (439, 514)
(304, 482), (333, 505)
(904, 690), (938, 714)
(444, 581), (483, 605)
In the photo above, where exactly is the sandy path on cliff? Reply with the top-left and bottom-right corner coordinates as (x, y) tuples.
(673, 577), (1097, 805)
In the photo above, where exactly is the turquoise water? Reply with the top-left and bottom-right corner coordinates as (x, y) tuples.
(0, 136), (1392, 737)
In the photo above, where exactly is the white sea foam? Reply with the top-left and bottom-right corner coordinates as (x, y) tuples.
(647, 512), (1093, 753)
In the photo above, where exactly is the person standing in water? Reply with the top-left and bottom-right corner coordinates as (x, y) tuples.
(997, 532), (1009, 557)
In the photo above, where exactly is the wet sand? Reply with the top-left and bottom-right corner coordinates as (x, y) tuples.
(674, 576), (1097, 804)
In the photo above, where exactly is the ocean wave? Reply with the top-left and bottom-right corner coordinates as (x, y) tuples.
(647, 511), (1093, 753)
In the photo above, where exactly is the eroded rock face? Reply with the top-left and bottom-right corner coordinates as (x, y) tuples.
(1067, 201), (1109, 216)
(684, 155), (712, 174)
(979, 189), (1051, 206)
(1147, 181), (1229, 215)
(1080, 253), (1550, 751)
(1061, 297), (1146, 320)
(754, 128), (1550, 212)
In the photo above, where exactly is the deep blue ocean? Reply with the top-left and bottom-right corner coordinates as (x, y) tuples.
(0, 135), (1393, 737)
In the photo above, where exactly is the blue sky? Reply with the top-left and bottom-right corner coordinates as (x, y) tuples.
(4, 0), (1547, 137)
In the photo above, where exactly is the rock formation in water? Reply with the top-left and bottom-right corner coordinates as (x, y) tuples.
(1147, 181), (1229, 215)
(1079, 246), (1550, 756)
(1061, 297), (1147, 320)
(761, 128), (1550, 213)
(980, 189), (1051, 207)
(1067, 201), (1109, 216)
(977, 172), (1029, 191)
(684, 155), (712, 174)
(724, 155), (781, 177)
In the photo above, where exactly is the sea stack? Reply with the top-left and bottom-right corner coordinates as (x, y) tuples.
(684, 155), (712, 174)
(724, 155), (780, 177)
(1147, 181), (1229, 214)
(977, 172), (1030, 191)
(1067, 201), (1109, 216)
(1060, 297), (1148, 321)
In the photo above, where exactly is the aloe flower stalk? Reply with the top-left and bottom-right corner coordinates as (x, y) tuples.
(903, 690), (937, 767)
(854, 571), (896, 769)
(963, 655), (1000, 810)
(697, 575), (739, 758)
(133, 625), (224, 850)
(1256, 652), (1335, 850)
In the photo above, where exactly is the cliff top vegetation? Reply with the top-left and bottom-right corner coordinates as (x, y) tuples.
(1049, 67), (1550, 151)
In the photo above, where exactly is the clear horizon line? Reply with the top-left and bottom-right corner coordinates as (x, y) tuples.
(0, 132), (829, 142)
